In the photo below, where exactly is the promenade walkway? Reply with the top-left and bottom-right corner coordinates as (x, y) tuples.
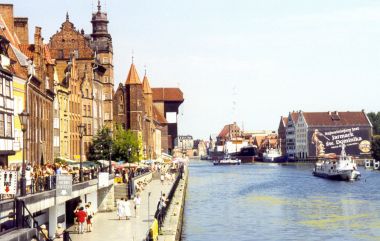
(69, 177), (173, 241)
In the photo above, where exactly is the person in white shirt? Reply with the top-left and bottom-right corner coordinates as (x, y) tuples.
(133, 194), (141, 217)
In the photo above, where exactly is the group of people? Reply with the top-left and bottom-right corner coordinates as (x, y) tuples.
(74, 200), (95, 234)
(116, 194), (142, 220)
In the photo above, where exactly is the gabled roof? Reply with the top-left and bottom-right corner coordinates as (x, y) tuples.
(288, 112), (299, 124)
(142, 75), (152, 94)
(125, 63), (141, 85)
(153, 105), (167, 125)
(302, 111), (370, 127)
(19, 44), (54, 65)
(281, 116), (288, 127)
(218, 123), (240, 138)
(152, 88), (184, 102)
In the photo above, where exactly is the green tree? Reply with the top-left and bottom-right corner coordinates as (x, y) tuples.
(367, 112), (380, 135)
(87, 126), (113, 161)
(112, 124), (141, 163)
(372, 135), (380, 161)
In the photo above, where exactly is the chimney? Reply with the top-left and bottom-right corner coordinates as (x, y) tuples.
(335, 111), (339, 115)
(14, 17), (28, 44)
(328, 111), (331, 115)
(0, 4), (14, 34)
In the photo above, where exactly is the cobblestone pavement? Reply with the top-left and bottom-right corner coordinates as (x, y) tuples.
(69, 178), (173, 241)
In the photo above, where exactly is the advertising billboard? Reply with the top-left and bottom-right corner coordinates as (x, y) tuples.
(308, 126), (372, 158)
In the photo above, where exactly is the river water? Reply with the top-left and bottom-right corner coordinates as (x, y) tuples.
(181, 159), (380, 241)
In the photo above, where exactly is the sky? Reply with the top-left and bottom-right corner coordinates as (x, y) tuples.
(6, 0), (380, 139)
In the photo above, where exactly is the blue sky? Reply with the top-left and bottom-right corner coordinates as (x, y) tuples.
(6, 0), (380, 139)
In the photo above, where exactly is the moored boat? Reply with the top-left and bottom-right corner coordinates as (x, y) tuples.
(213, 156), (241, 166)
(262, 148), (287, 163)
(312, 144), (360, 181)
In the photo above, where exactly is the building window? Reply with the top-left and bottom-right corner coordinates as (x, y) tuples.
(6, 115), (12, 137)
(0, 114), (3, 136)
(86, 89), (89, 98)
(87, 124), (91, 135)
(0, 78), (3, 95)
(103, 57), (109, 64)
(83, 105), (86, 116)
(87, 105), (91, 116)
(5, 80), (10, 97)
(119, 104), (124, 114)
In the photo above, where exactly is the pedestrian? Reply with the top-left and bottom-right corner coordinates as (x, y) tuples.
(85, 204), (94, 232)
(125, 199), (132, 220)
(160, 173), (164, 185)
(117, 198), (126, 220)
(133, 194), (141, 218)
(75, 207), (87, 234)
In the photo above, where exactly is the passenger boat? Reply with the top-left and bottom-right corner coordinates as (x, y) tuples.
(262, 148), (287, 163)
(213, 155), (241, 166)
(312, 145), (360, 181)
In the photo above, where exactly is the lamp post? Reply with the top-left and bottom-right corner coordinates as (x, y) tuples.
(19, 111), (29, 196)
(78, 124), (86, 182)
(109, 130), (113, 174)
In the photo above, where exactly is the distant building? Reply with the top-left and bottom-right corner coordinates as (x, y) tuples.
(152, 88), (184, 153)
(175, 135), (194, 151)
(278, 117), (287, 155)
(283, 110), (372, 159)
(216, 122), (241, 145)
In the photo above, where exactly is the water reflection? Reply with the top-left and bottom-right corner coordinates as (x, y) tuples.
(182, 159), (380, 241)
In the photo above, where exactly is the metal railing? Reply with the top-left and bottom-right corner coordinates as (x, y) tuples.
(19, 199), (51, 241)
(146, 170), (182, 240)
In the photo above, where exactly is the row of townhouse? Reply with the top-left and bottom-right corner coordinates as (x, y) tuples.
(0, 2), (184, 167)
(279, 110), (373, 159)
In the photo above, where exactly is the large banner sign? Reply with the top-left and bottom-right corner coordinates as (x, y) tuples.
(308, 126), (371, 157)
(0, 171), (17, 195)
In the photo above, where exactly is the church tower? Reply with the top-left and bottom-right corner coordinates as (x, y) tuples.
(91, 0), (114, 126)
(142, 72), (154, 159)
(125, 62), (144, 135)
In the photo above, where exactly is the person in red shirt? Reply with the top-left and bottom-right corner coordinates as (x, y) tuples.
(75, 207), (87, 234)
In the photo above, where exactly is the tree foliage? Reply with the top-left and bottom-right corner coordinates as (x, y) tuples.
(112, 124), (141, 163)
(367, 112), (380, 135)
(87, 127), (112, 161)
(372, 135), (380, 161)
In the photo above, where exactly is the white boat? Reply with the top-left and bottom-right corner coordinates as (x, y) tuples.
(262, 148), (285, 162)
(312, 144), (361, 181)
(213, 156), (241, 166)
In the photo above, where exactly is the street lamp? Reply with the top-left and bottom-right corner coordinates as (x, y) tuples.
(109, 130), (113, 174)
(78, 124), (86, 182)
(19, 111), (29, 196)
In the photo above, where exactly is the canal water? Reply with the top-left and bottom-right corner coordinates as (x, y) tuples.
(182, 159), (380, 241)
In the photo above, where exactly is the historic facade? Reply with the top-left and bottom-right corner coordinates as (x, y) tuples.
(19, 27), (55, 165)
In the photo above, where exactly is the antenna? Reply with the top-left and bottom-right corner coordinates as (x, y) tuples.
(131, 50), (134, 64)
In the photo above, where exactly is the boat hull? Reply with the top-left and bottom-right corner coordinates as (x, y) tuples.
(313, 170), (361, 181)
(213, 159), (241, 166)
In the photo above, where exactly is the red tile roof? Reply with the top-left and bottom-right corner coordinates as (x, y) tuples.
(290, 112), (299, 123)
(142, 75), (152, 94)
(125, 63), (141, 85)
(302, 111), (370, 126)
(152, 88), (184, 102)
(218, 123), (240, 138)
(281, 116), (288, 127)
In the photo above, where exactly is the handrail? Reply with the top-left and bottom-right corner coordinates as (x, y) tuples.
(19, 199), (52, 241)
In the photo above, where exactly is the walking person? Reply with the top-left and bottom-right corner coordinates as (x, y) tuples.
(85, 204), (94, 232)
(75, 207), (87, 234)
(125, 199), (132, 220)
(117, 198), (126, 220)
(133, 194), (141, 218)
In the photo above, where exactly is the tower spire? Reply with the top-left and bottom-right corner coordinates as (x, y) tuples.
(66, 12), (69, 21)
(97, 0), (101, 12)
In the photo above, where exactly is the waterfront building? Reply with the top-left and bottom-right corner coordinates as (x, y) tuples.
(284, 110), (372, 159)
(286, 112), (299, 159)
(49, 8), (111, 160)
(152, 88), (184, 153)
(0, 14), (15, 166)
(175, 135), (194, 152)
(142, 73), (155, 159)
(91, 1), (114, 129)
(278, 117), (287, 155)
(19, 26), (55, 165)
(216, 122), (241, 145)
